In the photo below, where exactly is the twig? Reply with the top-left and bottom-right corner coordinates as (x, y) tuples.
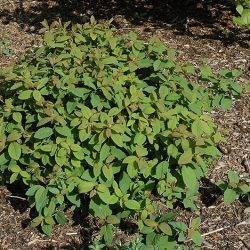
(185, 220), (249, 243)
(28, 239), (57, 246)
(66, 232), (78, 236)
(237, 219), (250, 226)
(202, 219), (249, 237)
(201, 225), (231, 237)
(6, 195), (27, 201)
(239, 237), (250, 249)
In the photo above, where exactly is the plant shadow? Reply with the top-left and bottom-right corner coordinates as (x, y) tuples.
(199, 177), (223, 207)
(5, 182), (29, 213)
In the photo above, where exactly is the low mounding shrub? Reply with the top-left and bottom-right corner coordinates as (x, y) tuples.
(0, 17), (247, 247)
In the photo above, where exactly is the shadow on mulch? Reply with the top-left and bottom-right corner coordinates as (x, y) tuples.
(2, 183), (96, 248)
(5, 182), (29, 213)
(199, 177), (222, 207)
(0, 0), (249, 48)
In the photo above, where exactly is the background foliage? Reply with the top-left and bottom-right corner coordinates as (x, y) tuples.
(233, 0), (250, 25)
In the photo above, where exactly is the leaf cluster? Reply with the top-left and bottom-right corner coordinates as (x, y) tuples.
(232, 0), (250, 25)
(217, 170), (250, 205)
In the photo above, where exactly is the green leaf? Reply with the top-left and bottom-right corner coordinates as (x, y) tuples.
(182, 166), (198, 195)
(111, 133), (124, 147)
(236, 4), (244, 15)
(9, 172), (18, 183)
(55, 211), (67, 225)
(167, 116), (178, 130)
(178, 149), (193, 165)
(239, 184), (250, 194)
(12, 112), (22, 123)
(20, 170), (30, 178)
(73, 149), (85, 160)
(100, 144), (110, 162)
(159, 85), (169, 99)
(90, 94), (101, 107)
(200, 65), (213, 78)
(124, 200), (140, 210)
(134, 133), (146, 145)
(79, 129), (90, 142)
(37, 117), (53, 127)
(129, 166), (138, 180)
(106, 215), (120, 224)
(155, 161), (168, 179)
(189, 229), (202, 246)
(139, 225), (154, 235)
(231, 82), (242, 94)
(191, 120), (203, 137)
(55, 126), (72, 137)
(135, 145), (148, 157)
(0, 153), (8, 166)
(190, 217), (201, 229)
(55, 154), (66, 166)
(153, 59), (161, 70)
(8, 142), (21, 160)
(33, 90), (42, 102)
(144, 219), (158, 228)
(48, 187), (60, 195)
(78, 181), (95, 193)
(119, 172), (131, 194)
(228, 170), (240, 186)
(44, 200), (56, 217)
(7, 131), (22, 142)
(233, 9), (250, 26)
(100, 224), (113, 246)
(30, 216), (43, 227)
(158, 222), (172, 236)
(26, 185), (41, 196)
(18, 90), (33, 100)
(108, 107), (120, 117)
(102, 56), (118, 65)
(138, 58), (152, 68)
(41, 224), (52, 235)
(34, 127), (53, 139)
(167, 144), (178, 158)
(98, 191), (118, 205)
(102, 165), (113, 181)
(123, 156), (137, 164)
(143, 106), (155, 115)
(89, 198), (112, 218)
(224, 188), (238, 204)
(202, 146), (221, 157)
(109, 37), (117, 50)
(220, 97), (233, 110)
(70, 87), (90, 97)
(35, 186), (47, 213)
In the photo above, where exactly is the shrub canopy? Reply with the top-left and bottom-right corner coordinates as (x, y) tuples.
(0, 18), (244, 247)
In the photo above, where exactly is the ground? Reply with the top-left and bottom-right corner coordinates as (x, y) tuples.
(0, 0), (249, 249)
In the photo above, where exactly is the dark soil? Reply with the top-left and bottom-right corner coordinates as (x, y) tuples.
(0, 0), (249, 249)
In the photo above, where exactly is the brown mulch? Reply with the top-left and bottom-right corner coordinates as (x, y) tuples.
(0, 0), (249, 249)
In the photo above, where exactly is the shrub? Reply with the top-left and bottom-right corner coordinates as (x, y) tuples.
(0, 17), (245, 247)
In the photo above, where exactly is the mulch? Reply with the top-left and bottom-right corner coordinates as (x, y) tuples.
(0, 0), (249, 249)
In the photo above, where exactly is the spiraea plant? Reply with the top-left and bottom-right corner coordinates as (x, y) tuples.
(0, 17), (246, 248)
